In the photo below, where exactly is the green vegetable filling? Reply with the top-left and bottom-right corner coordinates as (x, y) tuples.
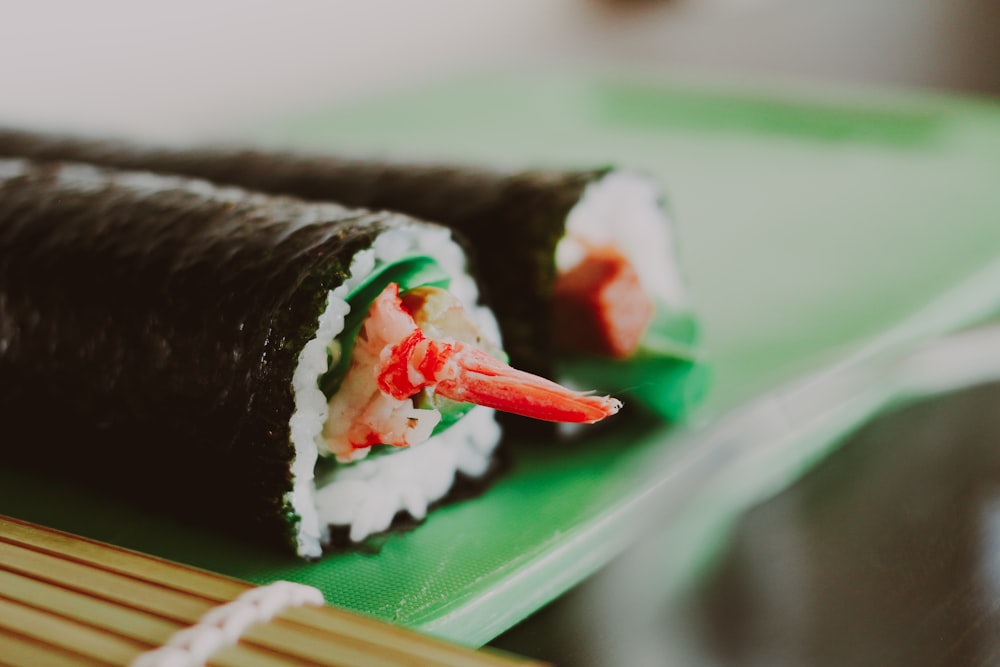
(557, 305), (708, 421)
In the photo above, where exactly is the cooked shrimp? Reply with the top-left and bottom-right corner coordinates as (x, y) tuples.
(323, 282), (621, 461)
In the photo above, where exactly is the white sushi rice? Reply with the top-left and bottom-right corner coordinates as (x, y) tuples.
(557, 170), (689, 310)
(287, 220), (502, 557)
(314, 405), (500, 543)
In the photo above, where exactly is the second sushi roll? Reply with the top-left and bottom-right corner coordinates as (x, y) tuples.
(0, 159), (618, 557)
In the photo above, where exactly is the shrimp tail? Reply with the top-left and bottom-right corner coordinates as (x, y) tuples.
(379, 332), (621, 424)
(432, 343), (622, 423)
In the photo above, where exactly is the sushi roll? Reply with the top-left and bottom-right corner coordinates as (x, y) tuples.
(0, 159), (618, 557)
(0, 128), (706, 421)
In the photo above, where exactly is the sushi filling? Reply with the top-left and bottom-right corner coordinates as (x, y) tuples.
(321, 284), (498, 462)
(287, 222), (497, 557)
(553, 171), (690, 359)
(288, 223), (620, 556)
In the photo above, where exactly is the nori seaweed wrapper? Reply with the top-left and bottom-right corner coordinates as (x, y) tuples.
(0, 128), (707, 422)
(0, 158), (442, 553)
(0, 128), (602, 380)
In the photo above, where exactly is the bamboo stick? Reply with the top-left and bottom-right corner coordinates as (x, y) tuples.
(280, 607), (538, 667)
(0, 516), (244, 601)
(0, 539), (213, 622)
(0, 568), (179, 644)
(0, 631), (108, 667)
(208, 643), (319, 667)
(0, 596), (146, 665)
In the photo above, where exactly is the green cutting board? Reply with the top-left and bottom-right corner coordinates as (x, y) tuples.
(5, 74), (1000, 647)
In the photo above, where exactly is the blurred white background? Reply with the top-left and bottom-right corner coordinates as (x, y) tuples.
(1, 0), (997, 140)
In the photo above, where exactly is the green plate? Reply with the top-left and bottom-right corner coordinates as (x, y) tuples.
(5, 74), (1000, 647)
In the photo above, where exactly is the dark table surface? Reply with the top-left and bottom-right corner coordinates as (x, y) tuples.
(491, 380), (1000, 666)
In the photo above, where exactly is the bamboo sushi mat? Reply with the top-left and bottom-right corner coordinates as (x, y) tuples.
(0, 515), (545, 667)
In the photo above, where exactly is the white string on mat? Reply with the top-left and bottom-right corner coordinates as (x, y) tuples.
(130, 580), (324, 667)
